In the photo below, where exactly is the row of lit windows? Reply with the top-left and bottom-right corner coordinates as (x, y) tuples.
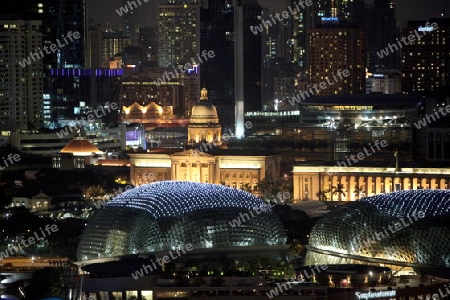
(179, 163), (209, 168)
(2, 24), (40, 29)
(222, 173), (258, 179)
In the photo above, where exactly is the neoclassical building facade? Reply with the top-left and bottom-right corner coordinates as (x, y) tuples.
(293, 166), (450, 202)
(128, 87), (282, 197)
(129, 149), (281, 197)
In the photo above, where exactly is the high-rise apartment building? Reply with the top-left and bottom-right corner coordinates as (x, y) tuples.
(2, 0), (87, 126)
(401, 18), (450, 95)
(0, 20), (44, 130)
(2, 0), (85, 69)
(307, 27), (365, 95)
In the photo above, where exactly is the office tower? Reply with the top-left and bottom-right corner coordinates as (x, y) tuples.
(102, 30), (132, 67)
(261, 7), (277, 109)
(365, 0), (398, 72)
(139, 27), (159, 63)
(289, 0), (310, 70)
(259, 1), (309, 111)
(261, 7), (275, 68)
(200, 0), (262, 126)
(86, 22), (103, 69)
(159, 0), (201, 115)
(276, 19), (295, 64)
(0, 20), (44, 130)
(311, 0), (365, 28)
(303, 0), (366, 97)
(260, 18), (302, 111)
(401, 18), (450, 95)
(49, 68), (122, 123)
(47, 0), (87, 122)
(41, 0), (86, 69)
(200, 0), (234, 123)
(158, 0), (200, 67)
(122, 0), (139, 43)
(366, 70), (401, 94)
(2, 0), (86, 69)
(307, 27), (365, 95)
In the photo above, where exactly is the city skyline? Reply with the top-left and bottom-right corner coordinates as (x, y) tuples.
(0, 0), (450, 298)
(88, 0), (448, 28)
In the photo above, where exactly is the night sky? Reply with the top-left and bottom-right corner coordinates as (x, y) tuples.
(88, 0), (448, 29)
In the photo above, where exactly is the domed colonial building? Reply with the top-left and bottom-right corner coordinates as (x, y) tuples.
(305, 189), (450, 277)
(53, 136), (102, 169)
(128, 87), (281, 198)
(187, 87), (221, 145)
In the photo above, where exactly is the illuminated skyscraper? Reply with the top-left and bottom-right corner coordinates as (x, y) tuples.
(307, 27), (365, 95)
(303, 0), (366, 96)
(1, 0), (87, 125)
(158, 0), (201, 115)
(289, 0), (312, 70)
(311, 0), (365, 28)
(0, 20), (44, 130)
(158, 0), (201, 67)
(401, 18), (450, 94)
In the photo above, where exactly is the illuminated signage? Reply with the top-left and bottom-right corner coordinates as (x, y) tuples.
(187, 64), (199, 74)
(372, 74), (384, 78)
(418, 26), (434, 32)
(126, 131), (139, 141)
(355, 290), (396, 299)
(321, 17), (338, 22)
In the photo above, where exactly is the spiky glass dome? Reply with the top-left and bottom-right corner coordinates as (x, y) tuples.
(77, 181), (286, 261)
(306, 190), (450, 268)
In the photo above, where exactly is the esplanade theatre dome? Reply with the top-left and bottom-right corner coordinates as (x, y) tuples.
(77, 181), (286, 262)
(305, 190), (450, 272)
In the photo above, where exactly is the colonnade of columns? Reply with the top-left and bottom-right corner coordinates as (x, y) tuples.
(294, 173), (450, 202)
(321, 174), (449, 201)
(172, 161), (216, 183)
